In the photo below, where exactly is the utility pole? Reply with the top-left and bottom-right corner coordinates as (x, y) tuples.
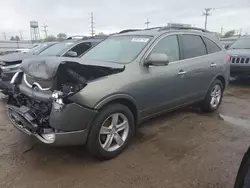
(90, 12), (95, 37)
(203, 8), (212, 30)
(220, 26), (223, 35)
(42, 23), (48, 38)
(19, 30), (23, 40)
(239, 28), (242, 37)
(3, 32), (7, 40)
(145, 18), (150, 29)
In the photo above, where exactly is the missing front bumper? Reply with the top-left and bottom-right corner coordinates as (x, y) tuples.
(7, 102), (97, 146)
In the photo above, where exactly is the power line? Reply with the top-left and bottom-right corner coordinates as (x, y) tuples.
(42, 23), (48, 38)
(90, 12), (95, 37)
(203, 8), (212, 30)
(145, 18), (151, 29)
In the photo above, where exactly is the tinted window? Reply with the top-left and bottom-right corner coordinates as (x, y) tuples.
(150, 35), (179, 62)
(181, 35), (206, 59)
(83, 36), (151, 64)
(67, 42), (91, 57)
(203, 37), (221, 54)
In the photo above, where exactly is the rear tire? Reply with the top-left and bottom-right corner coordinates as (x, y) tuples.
(201, 79), (223, 112)
(87, 103), (135, 160)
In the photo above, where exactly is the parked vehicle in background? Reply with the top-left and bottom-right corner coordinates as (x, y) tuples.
(0, 42), (57, 95)
(7, 26), (229, 160)
(14, 43), (40, 53)
(0, 37), (105, 95)
(220, 36), (238, 49)
(14, 48), (31, 53)
(227, 37), (250, 78)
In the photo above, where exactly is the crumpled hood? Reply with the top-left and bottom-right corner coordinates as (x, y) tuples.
(227, 49), (250, 57)
(21, 56), (125, 80)
(0, 52), (34, 64)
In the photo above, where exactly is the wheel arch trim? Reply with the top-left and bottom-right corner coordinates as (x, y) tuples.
(94, 94), (137, 110)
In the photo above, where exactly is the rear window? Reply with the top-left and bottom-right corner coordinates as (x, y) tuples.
(203, 37), (221, 54)
(181, 35), (207, 59)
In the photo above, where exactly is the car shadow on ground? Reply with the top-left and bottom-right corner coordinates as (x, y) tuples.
(18, 106), (201, 163)
(230, 77), (250, 87)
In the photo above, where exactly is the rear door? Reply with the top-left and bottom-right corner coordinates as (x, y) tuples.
(178, 34), (211, 102)
(202, 36), (225, 80)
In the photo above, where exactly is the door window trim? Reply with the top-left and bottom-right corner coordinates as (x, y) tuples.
(201, 36), (222, 54)
(141, 33), (223, 66)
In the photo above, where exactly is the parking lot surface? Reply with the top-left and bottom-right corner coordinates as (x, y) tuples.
(0, 79), (250, 188)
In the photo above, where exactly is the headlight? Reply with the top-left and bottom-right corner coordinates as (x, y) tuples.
(0, 64), (21, 72)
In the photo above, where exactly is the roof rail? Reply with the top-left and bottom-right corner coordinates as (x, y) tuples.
(145, 27), (162, 30)
(118, 29), (142, 34)
(159, 26), (209, 32)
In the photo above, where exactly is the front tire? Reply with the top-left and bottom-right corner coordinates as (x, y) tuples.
(201, 79), (224, 112)
(87, 103), (135, 160)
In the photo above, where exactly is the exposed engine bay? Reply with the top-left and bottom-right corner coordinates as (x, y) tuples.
(8, 57), (125, 133)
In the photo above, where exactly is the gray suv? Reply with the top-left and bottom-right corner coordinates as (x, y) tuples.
(7, 26), (230, 159)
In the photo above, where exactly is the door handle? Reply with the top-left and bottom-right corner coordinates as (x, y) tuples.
(178, 70), (187, 75)
(210, 62), (217, 67)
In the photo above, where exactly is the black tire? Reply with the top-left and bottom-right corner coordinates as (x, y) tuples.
(87, 103), (135, 160)
(201, 79), (224, 112)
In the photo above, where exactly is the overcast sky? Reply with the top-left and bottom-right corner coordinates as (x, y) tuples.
(0, 0), (250, 40)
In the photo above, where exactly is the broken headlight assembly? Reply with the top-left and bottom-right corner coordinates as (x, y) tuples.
(1, 64), (21, 72)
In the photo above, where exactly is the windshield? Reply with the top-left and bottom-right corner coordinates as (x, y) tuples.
(27, 43), (53, 55)
(82, 36), (151, 64)
(39, 41), (74, 56)
(229, 38), (250, 49)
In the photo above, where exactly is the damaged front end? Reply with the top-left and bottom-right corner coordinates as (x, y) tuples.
(7, 57), (124, 145)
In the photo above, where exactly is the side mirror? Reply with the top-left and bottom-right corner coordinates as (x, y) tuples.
(66, 51), (78, 57)
(144, 53), (169, 66)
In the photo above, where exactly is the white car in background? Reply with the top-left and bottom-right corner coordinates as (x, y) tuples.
(14, 44), (39, 53)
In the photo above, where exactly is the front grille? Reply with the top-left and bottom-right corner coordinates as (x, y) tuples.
(24, 74), (52, 89)
(230, 57), (250, 64)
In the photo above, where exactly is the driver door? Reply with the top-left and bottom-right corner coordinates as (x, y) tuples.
(139, 34), (186, 118)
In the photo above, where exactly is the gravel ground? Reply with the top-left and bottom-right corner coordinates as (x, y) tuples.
(0, 79), (250, 188)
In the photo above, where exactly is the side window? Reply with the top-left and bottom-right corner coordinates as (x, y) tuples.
(181, 35), (207, 59)
(203, 37), (222, 54)
(150, 35), (179, 62)
(68, 42), (92, 57)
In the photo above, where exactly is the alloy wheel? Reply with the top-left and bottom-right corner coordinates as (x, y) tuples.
(99, 113), (129, 152)
(210, 84), (222, 108)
